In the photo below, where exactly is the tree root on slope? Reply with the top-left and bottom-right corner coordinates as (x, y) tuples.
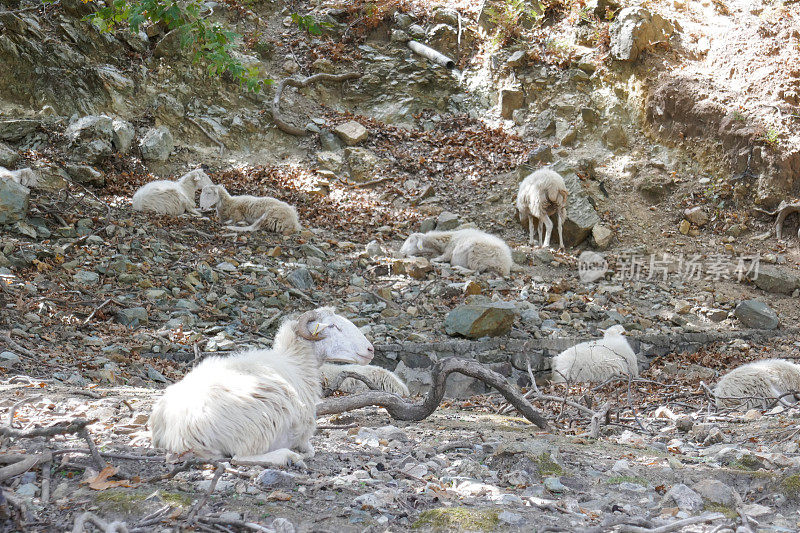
(316, 357), (549, 430)
(272, 72), (361, 136)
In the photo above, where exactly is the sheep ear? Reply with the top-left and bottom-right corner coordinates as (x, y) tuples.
(416, 238), (425, 252)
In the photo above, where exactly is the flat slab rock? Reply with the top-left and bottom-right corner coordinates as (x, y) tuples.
(444, 301), (519, 338)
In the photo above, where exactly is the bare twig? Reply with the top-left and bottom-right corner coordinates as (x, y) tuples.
(317, 357), (549, 429)
(618, 512), (725, 533)
(80, 429), (108, 470)
(0, 332), (35, 358)
(83, 298), (115, 325)
(72, 511), (130, 533)
(0, 418), (91, 439)
(41, 460), (51, 504)
(188, 464), (225, 520)
(7, 394), (42, 426)
(271, 72), (361, 136)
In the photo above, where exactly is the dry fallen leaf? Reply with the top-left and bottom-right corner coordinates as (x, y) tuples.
(82, 465), (137, 491)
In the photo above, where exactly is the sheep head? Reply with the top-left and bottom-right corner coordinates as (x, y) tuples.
(182, 169), (214, 192)
(602, 325), (626, 337)
(199, 185), (222, 210)
(296, 308), (374, 365)
(400, 233), (439, 257)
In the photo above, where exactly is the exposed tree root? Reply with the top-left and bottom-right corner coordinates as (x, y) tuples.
(316, 357), (549, 429)
(272, 72), (361, 136)
(755, 200), (800, 240)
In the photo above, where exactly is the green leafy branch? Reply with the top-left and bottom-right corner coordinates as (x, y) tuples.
(87, 0), (270, 92)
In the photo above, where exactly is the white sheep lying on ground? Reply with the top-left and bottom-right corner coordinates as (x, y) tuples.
(149, 307), (374, 466)
(131, 169), (213, 215)
(714, 359), (800, 409)
(516, 168), (569, 249)
(551, 325), (637, 383)
(199, 184), (301, 234)
(320, 363), (409, 396)
(0, 167), (39, 189)
(400, 228), (513, 276)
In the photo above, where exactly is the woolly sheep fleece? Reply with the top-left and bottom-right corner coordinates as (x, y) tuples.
(400, 228), (513, 276)
(132, 169), (213, 215)
(321, 363), (409, 396)
(149, 308), (374, 461)
(551, 325), (637, 383)
(714, 359), (800, 409)
(200, 184), (300, 235)
(516, 168), (568, 248)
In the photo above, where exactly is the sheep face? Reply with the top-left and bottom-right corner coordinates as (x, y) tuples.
(184, 169), (214, 191)
(400, 233), (438, 257)
(304, 310), (374, 365)
(199, 185), (222, 210)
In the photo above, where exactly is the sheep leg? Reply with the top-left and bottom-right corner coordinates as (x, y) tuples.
(556, 210), (565, 250)
(542, 216), (554, 249)
(232, 448), (306, 468)
(527, 216), (536, 246)
(537, 219), (546, 248)
(185, 206), (202, 217)
(296, 440), (315, 459)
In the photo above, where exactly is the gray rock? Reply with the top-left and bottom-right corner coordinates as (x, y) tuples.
(0, 351), (20, 369)
(420, 217), (437, 233)
(427, 24), (458, 56)
(499, 87), (525, 119)
(145, 364), (167, 382)
(288, 268), (314, 290)
(544, 477), (566, 492)
(693, 479), (736, 506)
(256, 469), (296, 489)
(300, 244), (326, 259)
(602, 124), (628, 149)
(365, 240), (383, 258)
(116, 307), (149, 327)
(527, 146), (553, 164)
(436, 211), (460, 231)
(0, 143), (20, 167)
(0, 178), (29, 224)
(65, 115), (113, 144)
(734, 300), (778, 330)
(528, 110), (556, 137)
(662, 483), (703, 512)
(316, 151), (344, 173)
(506, 50), (526, 68)
(610, 7), (674, 61)
(112, 119), (135, 153)
(345, 147), (381, 182)
(580, 107), (601, 125)
(139, 126), (174, 161)
(684, 206), (709, 226)
(334, 121), (368, 145)
(557, 171), (602, 247)
(750, 266), (800, 295)
(592, 225), (613, 250)
(65, 164), (104, 186)
(0, 119), (38, 141)
(73, 271), (99, 285)
(15, 483), (37, 498)
(444, 301), (518, 338)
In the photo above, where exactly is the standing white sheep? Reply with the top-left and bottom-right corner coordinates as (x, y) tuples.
(714, 359), (800, 409)
(551, 325), (637, 383)
(320, 363), (409, 396)
(400, 228), (513, 276)
(199, 184), (301, 235)
(131, 169), (213, 216)
(149, 307), (374, 466)
(516, 168), (569, 249)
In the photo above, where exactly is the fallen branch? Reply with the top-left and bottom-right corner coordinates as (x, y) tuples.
(271, 72), (360, 136)
(754, 200), (800, 240)
(317, 357), (549, 429)
(187, 464), (225, 520)
(0, 418), (91, 439)
(1, 332), (35, 358)
(618, 512), (725, 533)
(72, 511), (130, 533)
(0, 452), (51, 483)
(322, 370), (379, 397)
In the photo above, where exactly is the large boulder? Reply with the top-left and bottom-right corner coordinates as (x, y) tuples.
(0, 178), (29, 224)
(749, 266), (800, 295)
(734, 300), (778, 330)
(139, 126), (174, 161)
(0, 143), (20, 167)
(444, 301), (518, 338)
(65, 115), (114, 164)
(112, 119), (135, 153)
(610, 7), (674, 61)
(0, 119), (38, 141)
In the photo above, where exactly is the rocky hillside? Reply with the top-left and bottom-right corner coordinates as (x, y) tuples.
(1, 0), (800, 531)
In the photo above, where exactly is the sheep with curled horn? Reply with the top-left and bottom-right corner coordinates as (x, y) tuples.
(149, 307), (374, 466)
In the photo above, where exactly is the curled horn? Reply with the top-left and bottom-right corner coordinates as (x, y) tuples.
(295, 310), (326, 341)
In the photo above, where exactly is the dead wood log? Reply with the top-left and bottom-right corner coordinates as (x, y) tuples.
(316, 357), (549, 429)
(322, 370), (379, 397)
(0, 418), (91, 439)
(755, 200), (800, 239)
(272, 72), (361, 136)
(0, 452), (51, 483)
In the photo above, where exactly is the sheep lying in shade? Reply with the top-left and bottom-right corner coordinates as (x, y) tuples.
(400, 228), (513, 276)
(0, 167), (39, 189)
(551, 325), (637, 383)
(516, 168), (569, 249)
(199, 184), (301, 234)
(131, 169), (213, 216)
(714, 359), (800, 409)
(149, 307), (374, 466)
(321, 363), (409, 396)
